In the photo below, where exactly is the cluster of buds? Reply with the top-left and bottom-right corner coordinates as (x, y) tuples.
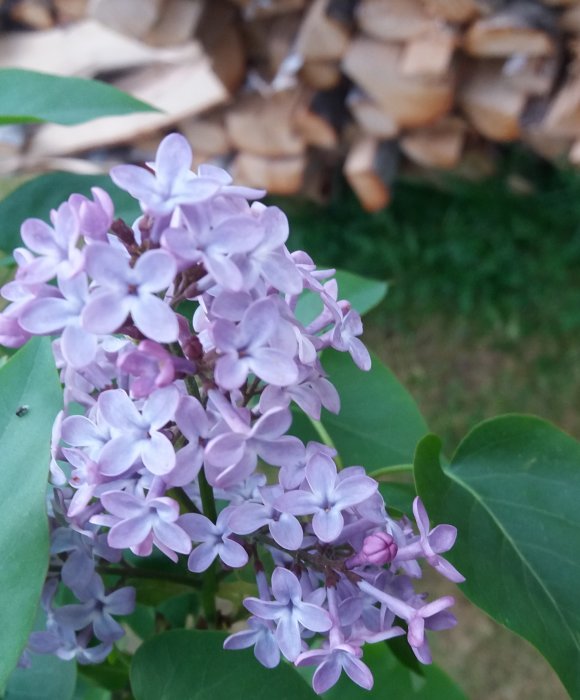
(0, 134), (463, 694)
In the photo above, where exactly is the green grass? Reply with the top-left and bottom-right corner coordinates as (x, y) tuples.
(281, 158), (580, 339)
(278, 156), (580, 450)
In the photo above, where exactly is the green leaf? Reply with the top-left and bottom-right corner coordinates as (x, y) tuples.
(414, 416), (580, 698)
(79, 656), (130, 693)
(378, 481), (417, 517)
(321, 643), (466, 699)
(4, 654), (76, 700)
(0, 172), (140, 255)
(130, 630), (317, 700)
(294, 270), (387, 325)
(0, 338), (63, 692)
(317, 350), (428, 469)
(0, 69), (157, 125)
(73, 676), (112, 700)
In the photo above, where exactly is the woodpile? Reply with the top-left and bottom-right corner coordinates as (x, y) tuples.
(2, 0), (580, 209)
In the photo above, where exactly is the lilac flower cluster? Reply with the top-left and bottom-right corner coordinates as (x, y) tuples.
(1, 134), (463, 693)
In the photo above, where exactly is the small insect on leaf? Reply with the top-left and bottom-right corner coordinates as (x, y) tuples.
(15, 405), (29, 417)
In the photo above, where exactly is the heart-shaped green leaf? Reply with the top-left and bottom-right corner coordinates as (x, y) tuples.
(130, 630), (317, 700)
(0, 338), (62, 691)
(414, 416), (580, 697)
(317, 350), (428, 469)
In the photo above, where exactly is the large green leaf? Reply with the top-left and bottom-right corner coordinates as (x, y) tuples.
(0, 69), (156, 125)
(414, 416), (580, 698)
(0, 338), (63, 692)
(0, 173), (140, 254)
(130, 630), (317, 700)
(294, 270), (387, 326)
(321, 643), (466, 700)
(4, 654), (76, 700)
(317, 350), (428, 469)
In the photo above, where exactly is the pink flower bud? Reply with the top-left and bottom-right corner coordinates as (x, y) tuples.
(362, 532), (398, 565)
(346, 531), (398, 568)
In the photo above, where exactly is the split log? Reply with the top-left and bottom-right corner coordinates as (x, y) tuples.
(52, 0), (88, 23)
(293, 84), (348, 148)
(243, 11), (302, 80)
(0, 19), (199, 77)
(8, 0), (53, 28)
(88, 0), (164, 39)
(342, 38), (454, 128)
(344, 136), (398, 211)
(400, 117), (466, 169)
(400, 26), (456, 77)
(300, 60), (342, 89)
(195, 0), (245, 94)
(523, 123), (573, 160)
(27, 50), (227, 157)
(356, 0), (435, 42)
(569, 138), (580, 164)
(179, 111), (231, 158)
(463, 4), (557, 57)
(225, 90), (305, 157)
(204, 23), (246, 94)
(459, 61), (527, 140)
(560, 4), (580, 33)
(231, 152), (306, 194)
(346, 90), (399, 137)
(543, 74), (580, 136)
(229, 0), (306, 19)
(145, 0), (205, 46)
(501, 54), (559, 96)
(419, 0), (481, 23)
(295, 0), (351, 61)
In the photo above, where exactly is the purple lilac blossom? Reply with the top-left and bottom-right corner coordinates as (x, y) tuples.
(1, 133), (463, 695)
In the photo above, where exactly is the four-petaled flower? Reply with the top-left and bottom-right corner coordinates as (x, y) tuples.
(243, 567), (332, 661)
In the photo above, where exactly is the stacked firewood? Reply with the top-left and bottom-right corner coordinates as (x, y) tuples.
(2, 0), (580, 209)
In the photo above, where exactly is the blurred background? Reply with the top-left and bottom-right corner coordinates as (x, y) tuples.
(0, 0), (579, 697)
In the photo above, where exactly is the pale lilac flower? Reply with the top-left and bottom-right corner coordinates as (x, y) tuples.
(223, 617), (280, 668)
(204, 402), (303, 488)
(94, 490), (191, 562)
(16, 201), (82, 284)
(68, 188), (114, 241)
(19, 273), (97, 368)
(358, 579), (455, 663)
(96, 386), (179, 476)
(110, 133), (219, 217)
(118, 340), (193, 399)
(213, 297), (298, 390)
(394, 498), (465, 583)
(296, 643), (373, 695)
(228, 485), (304, 550)
(259, 371), (340, 421)
(162, 214), (264, 291)
(54, 575), (135, 643)
(180, 507), (248, 572)
(169, 395), (209, 486)
(236, 204), (303, 294)
(243, 567), (332, 662)
(275, 453), (377, 542)
(82, 243), (178, 343)
(331, 309), (371, 371)
(29, 624), (113, 665)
